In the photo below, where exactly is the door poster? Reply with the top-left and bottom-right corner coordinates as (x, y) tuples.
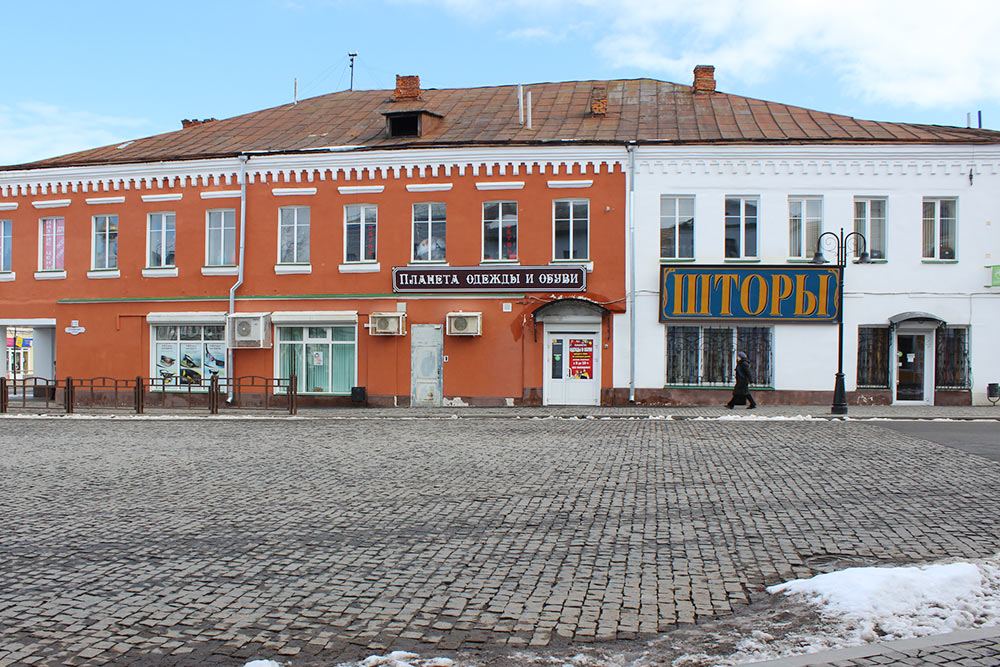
(156, 343), (179, 384)
(568, 338), (594, 379)
(179, 342), (203, 385)
(205, 343), (226, 379)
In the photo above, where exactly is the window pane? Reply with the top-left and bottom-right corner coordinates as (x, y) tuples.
(935, 328), (969, 389)
(279, 327), (303, 341)
(307, 327), (329, 339)
(179, 326), (201, 341)
(922, 204), (935, 258)
(572, 218), (588, 259)
(725, 198), (741, 258)
(939, 218), (956, 259)
(345, 205), (361, 225)
(660, 197), (677, 259)
(155, 326), (177, 341)
(413, 203), (429, 222)
(430, 221), (446, 260)
(346, 223), (361, 262)
(555, 201), (570, 220)
(555, 219), (571, 259)
(666, 326), (699, 384)
(204, 326), (225, 341)
(702, 328), (732, 384)
(331, 343), (356, 393)
(296, 222), (310, 262)
(501, 206), (517, 260)
(737, 327), (771, 386)
(414, 221), (429, 259)
(857, 327), (889, 388)
(331, 326), (355, 342)
(431, 203), (446, 221)
(305, 344), (331, 392)
(483, 202), (499, 221)
(789, 202), (802, 257)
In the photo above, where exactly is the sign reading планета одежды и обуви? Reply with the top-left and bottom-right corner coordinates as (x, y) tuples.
(393, 265), (587, 293)
(660, 265), (842, 322)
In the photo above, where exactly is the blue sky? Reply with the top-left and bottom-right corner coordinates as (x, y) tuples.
(3, 0), (999, 166)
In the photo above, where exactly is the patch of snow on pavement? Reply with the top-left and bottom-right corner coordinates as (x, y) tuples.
(244, 660), (283, 667)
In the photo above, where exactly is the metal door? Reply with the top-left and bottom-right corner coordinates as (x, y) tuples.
(896, 334), (925, 401)
(411, 324), (443, 407)
(544, 331), (599, 406)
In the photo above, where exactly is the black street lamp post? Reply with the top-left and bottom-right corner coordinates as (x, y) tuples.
(812, 227), (869, 415)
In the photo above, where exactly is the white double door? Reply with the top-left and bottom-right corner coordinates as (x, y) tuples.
(544, 329), (600, 406)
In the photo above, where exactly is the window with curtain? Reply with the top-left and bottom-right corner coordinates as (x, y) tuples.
(854, 198), (887, 260)
(788, 197), (822, 259)
(278, 325), (356, 394)
(857, 327), (890, 388)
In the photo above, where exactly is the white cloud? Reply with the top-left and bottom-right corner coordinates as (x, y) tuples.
(0, 102), (149, 166)
(508, 27), (556, 41)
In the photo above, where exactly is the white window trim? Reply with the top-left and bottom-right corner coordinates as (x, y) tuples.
(0, 272), (15, 281)
(34, 270), (67, 280)
(482, 201), (518, 263)
(922, 197), (959, 261)
(91, 214), (118, 271)
(142, 267), (179, 278)
(339, 262), (380, 273)
(146, 211), (176, 269)
(141, 193), (182, 202)
(32, 199), (71, 209)
(202, 266), (239, 276)
(344, 203), (378, 264)
(274, 263), (312, 275)
(37, 216), (65, 272)
(205, 208), (237, 268)
(660, 195), (696, 260)
(85, 196), (125, 205)
(552, 198), (590, 262)
(724, 195), (760, 260)
(87, 269), (120, 279)
(411, 202), (447, 263)
(278, 205), (310, 265)
(787, 196), (823, 260)
(855, 196), (888, 261)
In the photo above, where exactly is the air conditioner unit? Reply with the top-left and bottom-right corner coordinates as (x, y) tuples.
(369, 312), (406, 336)
(228, 313), (272, 348)
(446, 312), (482, 336)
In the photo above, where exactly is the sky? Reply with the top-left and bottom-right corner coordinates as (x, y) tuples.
(3, 0), (1000, 166)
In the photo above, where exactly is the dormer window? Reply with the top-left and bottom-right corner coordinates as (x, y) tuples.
(388, 113), (420, 138)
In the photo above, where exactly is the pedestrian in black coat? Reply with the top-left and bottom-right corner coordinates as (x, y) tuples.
(726, 351), (757, 409)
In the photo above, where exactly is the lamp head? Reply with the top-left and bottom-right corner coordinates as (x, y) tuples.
(857, 251), (871, 264)
(811, 250), (828, 264)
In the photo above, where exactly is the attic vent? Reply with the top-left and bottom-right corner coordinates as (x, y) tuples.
(388, 113), (420, 138)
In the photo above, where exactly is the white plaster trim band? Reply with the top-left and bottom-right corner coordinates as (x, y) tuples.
(141, 193), (183, 202)
(0, 203), (19, 211)
(146, 311), (228, 324)
(274, 263), (312, 275)
(0, 318), (55, 326)
(201, 266), (240, 276)
(200, 190), (241, 199)
(476, 181), (525, 190)
(86, 196), (125, 205)
(142, 267), (179, 278)
(87, 269), (121, 279)
(0, 272), (15, 282)
(34, 270), (67, 280)
(338, 185), (385, 195)
(547, 180), (593, 189)
(338, 262), (381, 273)
(32, 199), (72, 209)
(406, 183), (453, 192)
(270, 310), (358, 324)
(273, 187), (317, 196)
(549, 260), (594, 273)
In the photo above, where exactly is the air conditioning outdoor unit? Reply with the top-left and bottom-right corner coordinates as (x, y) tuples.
(446, 312), (482, 336)
(228, 313), (272, 348)
(369, 312), (406, 336)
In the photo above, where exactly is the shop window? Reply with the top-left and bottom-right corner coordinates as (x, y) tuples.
(92, 215), (118, 270)
(854, 198), (887, 260)
(412, 202), (446, 262)
(40, 216), (65, 271)
(665, 325), (772, 386)
(660, 196), (694, 259)
(483, 201), (517, 261)
(0, 220), (11, 272)
(857, 326), (890, 388)
(148, 212), (176, 267)
(724, 196), (758, 259)
(788, 197), (822, 259)
(152, 324), (226, 388)
(935, 327), (970, 389)
(279, 206), (310, 264)
(206, 209), (236, 267)
(554, 199), (588, 260)
(922, 198), (957, 260)
(277, 325), (356, 394)
(345, 204), (377, 263)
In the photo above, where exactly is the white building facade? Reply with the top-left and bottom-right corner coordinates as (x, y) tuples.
(615, 144), (1000, 406)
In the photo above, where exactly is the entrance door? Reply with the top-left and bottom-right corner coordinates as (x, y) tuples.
(896, 334), (925, 401)
(411, 324), (443, 407)
(544, 331), (600, 406)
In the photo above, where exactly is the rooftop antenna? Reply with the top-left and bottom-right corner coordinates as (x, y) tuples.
(349, 52), (358, 91)
(294, 77), (298, 105)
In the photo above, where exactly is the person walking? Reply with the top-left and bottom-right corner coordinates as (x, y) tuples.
(726, 351), (757, 409)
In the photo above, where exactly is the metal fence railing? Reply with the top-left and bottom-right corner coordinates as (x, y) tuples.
(0, 375), (298, 415)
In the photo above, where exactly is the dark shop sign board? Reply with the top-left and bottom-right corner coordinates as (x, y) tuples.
(660, 265), (842, 322)
(393, 266), (587, 293)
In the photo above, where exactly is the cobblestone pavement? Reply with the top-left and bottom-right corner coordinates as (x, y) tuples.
(1, 417), (999, 666)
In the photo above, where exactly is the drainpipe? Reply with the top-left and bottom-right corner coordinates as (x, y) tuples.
(227, 155), (249, 402)
(627, 142), (637, 403)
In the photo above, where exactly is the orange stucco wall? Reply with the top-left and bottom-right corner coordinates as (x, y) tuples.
(0, 160), (626, 404)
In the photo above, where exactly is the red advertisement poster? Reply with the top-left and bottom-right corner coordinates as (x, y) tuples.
(568, 338), (593, 379)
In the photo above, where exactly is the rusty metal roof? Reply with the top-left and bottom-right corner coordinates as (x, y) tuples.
(10, 78), (1000, 169)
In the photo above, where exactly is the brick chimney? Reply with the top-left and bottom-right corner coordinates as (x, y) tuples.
(590, 86), (608, 115)
(693, 65), (716, 94)
(394, 75), (421, 101)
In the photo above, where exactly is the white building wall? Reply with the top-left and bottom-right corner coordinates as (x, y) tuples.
(623, 145), (1000, 404)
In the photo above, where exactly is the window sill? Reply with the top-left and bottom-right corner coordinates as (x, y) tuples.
(479, 260), (520, 266)
(202, 266), (239, 276)
(0, 272), (14, 282)
(549, 260), (593, 273)
(659, 257), (696, 263)
(408, 261), (449, 266)
(785, 258), (814, 263)
(142, 267), (178, 278)
(855, 258), (887, 264)
(339, 262), (380, 274)
(921, 259), (959, 264)
(34, 270), (67, 280)
(275, 263), (312, 275)
(87, 269), (121, 279)
(723, 258), (761, 263)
